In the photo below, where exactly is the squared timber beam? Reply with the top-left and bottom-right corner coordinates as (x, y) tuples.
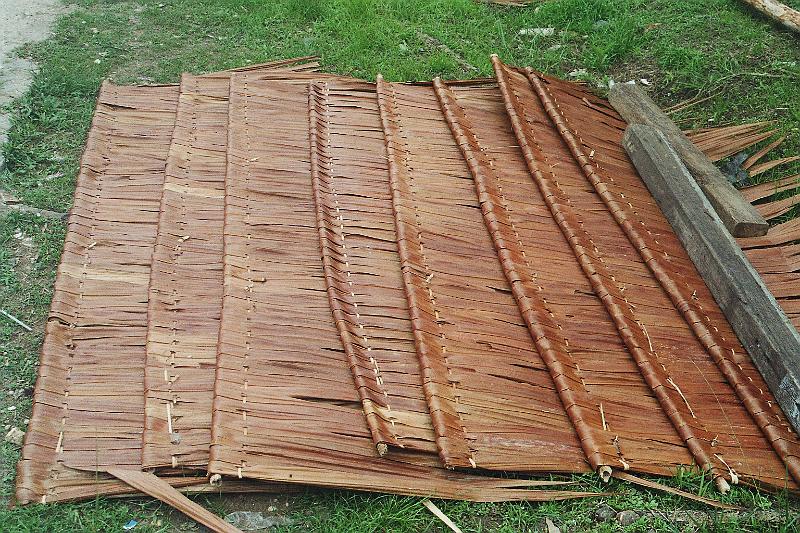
(609, 84), (768, 238)
(623, 123), (800, 434)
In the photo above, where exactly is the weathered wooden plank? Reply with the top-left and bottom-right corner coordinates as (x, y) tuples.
(623, 123), (800, 435)
(609, 84), (768, 238)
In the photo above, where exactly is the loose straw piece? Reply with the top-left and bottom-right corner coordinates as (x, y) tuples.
(667, 377), (697, 419)
(612, 471), (739, 509)
(422, 500), (463, 533)
(1, 309), (32, 332)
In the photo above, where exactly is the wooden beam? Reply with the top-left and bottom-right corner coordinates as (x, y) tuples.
(623, 124), (800, 434)
(609, 84), (768, 238)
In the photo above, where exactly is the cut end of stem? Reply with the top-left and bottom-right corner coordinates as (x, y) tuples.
(715, 475), (731, 494)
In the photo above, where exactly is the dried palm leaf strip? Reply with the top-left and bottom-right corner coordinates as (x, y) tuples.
(208, 75), (595, 501)
(754, 194), (800, 220)
(665, 93), (720, 115)
(143, 65), (328, 470)
(15, 473), (281, 505)
(478, 0), (533, 6)
(742, 174), (799, 203)
(610, 471), (741, 510)
(686, 123), (775, 162)
(684, 121), (772, 142)
(309, 80), (438, 454)
(749, 156), (800, 177)
(684, 121), (774, 138)
(742, 136), (788, 170)
(107, 469), (240, 533)
(216, 56), (321, 75)
(507, 59), (800, 488)
(375, 77), (591, 472)
(492, 60), (735, 491)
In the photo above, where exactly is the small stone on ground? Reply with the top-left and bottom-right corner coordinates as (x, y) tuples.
(617, 509), (640, 526)
(518, 27), (555, 37)
(4, 426), (24, 446)
(224, 511), (292, 531)
(594, 503), (616, 522)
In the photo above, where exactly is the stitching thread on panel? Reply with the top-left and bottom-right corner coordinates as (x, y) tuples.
(238, 79), (252, 478)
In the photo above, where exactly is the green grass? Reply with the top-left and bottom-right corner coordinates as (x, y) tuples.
(0, 0), (798, 530)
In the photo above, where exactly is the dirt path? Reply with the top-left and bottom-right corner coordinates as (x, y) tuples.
(0, 0), (68, 170)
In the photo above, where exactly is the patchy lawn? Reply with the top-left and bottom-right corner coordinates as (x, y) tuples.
(1, 0), (798, 531)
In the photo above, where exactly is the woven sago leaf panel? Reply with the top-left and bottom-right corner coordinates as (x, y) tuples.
(207, 76), (594, 501)
(142, 74), (236, 470)
(374, 79), (591, 473)
(16, 60), (314, 504)
(16, 82), (182, 504)
(491, 60), (800, 488)
(432, 79), (693, 477)
(309, 80), (439, 454)
(18, 56), (800, 507)
(141, 68), (331, 470)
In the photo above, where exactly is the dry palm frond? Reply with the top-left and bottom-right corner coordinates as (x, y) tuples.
(685, 122), (776, 162)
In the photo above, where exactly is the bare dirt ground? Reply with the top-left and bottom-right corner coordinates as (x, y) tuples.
(0, 0), (69, 169)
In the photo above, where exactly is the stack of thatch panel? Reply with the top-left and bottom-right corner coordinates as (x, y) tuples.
(15, 56), (800, 530)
